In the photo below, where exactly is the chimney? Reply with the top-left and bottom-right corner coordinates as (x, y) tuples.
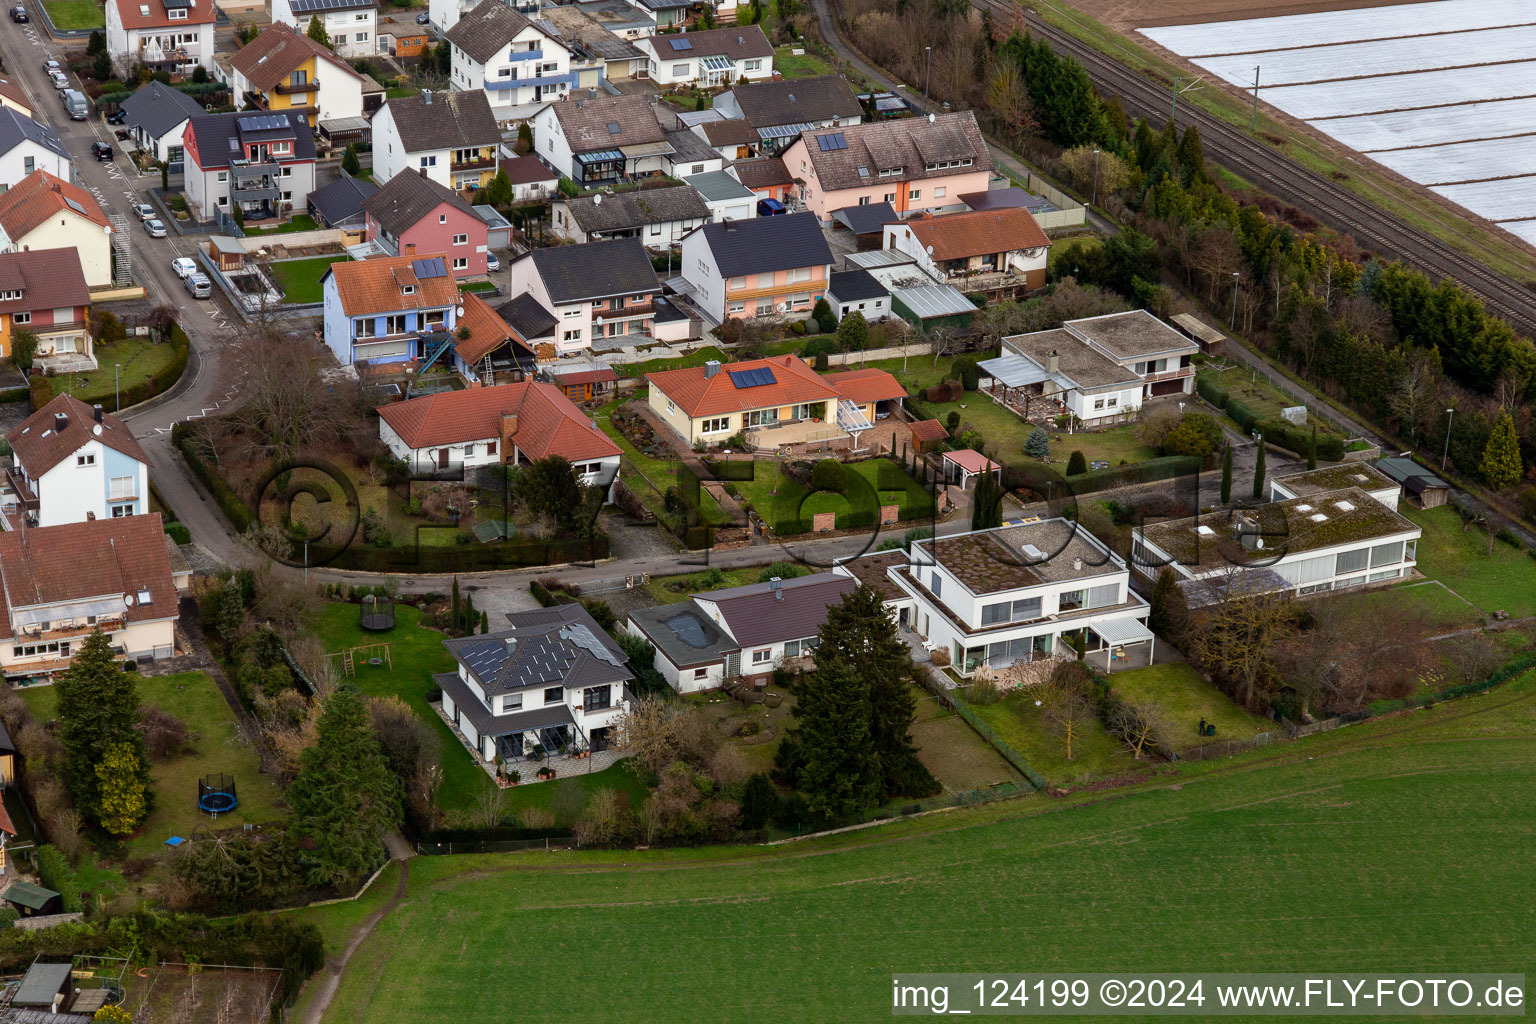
(54, 413), (68, 432)
(93, 404), (104, 423)
(769, 576), (782, 599)
(589, 86), (597, 99)
(503, 636), (518, 656)
(421, 89), (431, 104)
(1072, 557), (1082, 571)
(723, 218), (736, 231)
(704, 359), (721, 378)
(500, 411), (519, 446)
(1046, 350), (1059, 374)
(418, 166), (428, 178)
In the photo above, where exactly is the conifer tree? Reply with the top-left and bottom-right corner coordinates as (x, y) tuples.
(790, 657), (880, 822)
(56, 632), (151, 825)
(1252, 436), (1266, 500)
(1220, 443), (1232, 504)
(1480, 411), (1522, 490)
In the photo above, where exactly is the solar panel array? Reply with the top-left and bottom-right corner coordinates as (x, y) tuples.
(291, 0), (368, 11)
(669, 37), (693, 51)
(412, 257), (447, 279)
(816, 132), (847, 152)
(236, 114), (290, 133)
(559, 623), (624, 667)
(728, 367), (777, 389)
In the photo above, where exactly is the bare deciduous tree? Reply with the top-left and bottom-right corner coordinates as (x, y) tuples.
(1188, 571), (1294, 710)
(1388, 353), (1440, 445)
(1108, 700), (1162, 759)
(616, 697), (685, 776)
(1039, 679), (1093, 761)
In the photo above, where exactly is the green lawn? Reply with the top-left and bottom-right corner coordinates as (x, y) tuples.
(458, 281), (497, 293)
(731, 457), (934, 533)
(58, 339), (182, 409)
(41, 0), (102, 29)
(615, 345), (728, 379)
(1407, 506), (1536, 618)
(240, 214), (319, 236)
(19, 671), (284, 856)
(1198, 364), (1345, 440)
(967, 689), (1139, 786)
(774, 47), (835, 79)
(644, 565), (770, 604)
(1048, 425), (1159, 472)
(308, 674), (1536, 1023)
(1324, 579), (1485, 637)
(1107, 662), (1273, 755)
(495, 761), (650, 820)
(271, 255), (352, 304)
(595, 396), (727, 527)
(309, 603), (480, 812)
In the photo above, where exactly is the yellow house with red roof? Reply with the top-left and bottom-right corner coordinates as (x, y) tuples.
(645, 355), (906, 449)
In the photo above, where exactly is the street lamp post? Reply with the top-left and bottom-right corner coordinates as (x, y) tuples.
(1090, 148), (1101, 208)
(1229, 272), (1240, 331)
(1441, 408), (1455, 470)
(924, 46), (932, 101)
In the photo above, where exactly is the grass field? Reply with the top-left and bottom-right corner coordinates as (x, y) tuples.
(41, 0), (102, 29)
(306, 673), (1536, 1022)
(19, 671), (284, 856)
(774, 47), (835, 79)
(1407, 506), (1536, 618)
(241, 215), (319, 236)
(909, 688), (1023, 792)
(644, 565), (770, 604)
(1198, 364), (1345, 439)
(1324, 579), (1484, 637)
(732, 458), (934, 532)
(271, 255), (351, 304)
(58, 339), (182, 409)
(1107, 661), (1272, 755)
(967, 688), (1139, 786)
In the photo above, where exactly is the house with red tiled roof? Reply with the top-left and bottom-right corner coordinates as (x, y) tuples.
(0, 172), (114, 288)
(882, 206), (1050, 300)
(320, 252), (462, 366)
(105, 0), (217, 79)
(449, 290), (536, 385)
(0, 514), (183, 679)
(0, 248), (92, 372)
(5, 395), (149, 528)
(645, 354), (906, 449)
(377, 381), (622, 496)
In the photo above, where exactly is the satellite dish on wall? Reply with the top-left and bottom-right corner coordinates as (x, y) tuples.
(456, 305), (465, 317)
(123, 593), (135, 607)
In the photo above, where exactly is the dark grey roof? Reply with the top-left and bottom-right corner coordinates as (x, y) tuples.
(730, 75), (861, 128)
(664, 128), (718, 167)
(13, 963), (72, 1007)
(832, 201), (897, 235)
(364, 168), (478, 238)
(186, 110), (313, 171)
(444, 0), (543, 65)
(696, 211), (833, 279)
(442, 603), (631, 696)
(695, 572), (856, 648)
(497, 292), (559, 339)
(828, 269), (888, 302)
(684, 169), (753, 203)
(118, 80), (204, 141)
(384, 90), (500, 154)
(549, 93), (665, 152)
(1374, 457), (1449, 491)
(646, 24), (772, 60)
(627, 602), (737, 669)
(563, 184), (709, 234)
(633, 0), (689, 9)
(307, 174), (378, 226)
(523, 237), (660, 303)
(435, 671), (576, 739)
(0, 108), (66, 161)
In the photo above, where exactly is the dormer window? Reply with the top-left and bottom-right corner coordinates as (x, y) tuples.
(168, 7), (186, 18)
(402, 285), (416, 295)
(0, 290), (21, 301)
(137, 587), (152, 605)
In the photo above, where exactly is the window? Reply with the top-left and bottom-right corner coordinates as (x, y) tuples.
(930, 571), (941, 598)
(335, 34), (347, 43)
(583, 685), (612, 711)
(487, 441), (497, 456)
(1106, 397), (1117, 408)
(439, 214), (447, 224)
(167, 7), (186, 17)
(672, 63), (689, 76)
(980, 602), (1011, 626)
(883, 192), (896, 203)
(543, 686), (563, 705)
(452, 233), (468, 245)
(787, 266), (811, 283)
(693, 667), (709, 680)
(783, 639), (802, 658)
(109, 475), (133, 498)
(701, 416), (731, 433)
(281, 165), (293, 177)
(757, 272), (775, 288)
(744, 59), (761, 70)
(744, 409), (778, 427)
(728, 277), (746, 289)
(562, 306), (583, 318)
(463, 444), (475, 457)
(909, 188), (921, 200)
(420, 155), (437, 168)
(452, 257), (468, 270)
(789, 293), (810, 307)
(356, 31), (368, 41)
(1013, 596), (1042, 620)
(1335, 548), (1368, 574)
(1086, 583), (1119, 609)
(563, 328), (582, 342)
(501, 693), (523, 713)
(281, 191), (293, 202)
(608, 297), (625, 311)
(385, 314), (408, 334)
(355, 318), (376, 339)
(934, 187), (946, 199)
(857, 196), (870, 206)
(77, 453), (96, 467)
(12, 312), (29, 325)
(751, 648), (771, 665)
(728, 300), (745, 314)
(1093, 398), (1105, 411)
(1058, 589), (1084, 612)
(217, 171), (227, 183)
(1369, 541), (1404, 567)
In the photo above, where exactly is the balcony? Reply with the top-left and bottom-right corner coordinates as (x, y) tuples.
(232, 157), (280, 177)
(504, 49), (545, 63)
(275, 79), (320, 94)
(232, 180), (280, 202)
(592, 302), (654, 322)
(1142, 365), (1195, 384)
(450, 154), (496, 172)
(3, 467), (37, 512)
(725, 281), (818, 302)
(23, 617), (127, 642)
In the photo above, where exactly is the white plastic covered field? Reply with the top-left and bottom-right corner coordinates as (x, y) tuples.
(1142, 0), (1536, 243)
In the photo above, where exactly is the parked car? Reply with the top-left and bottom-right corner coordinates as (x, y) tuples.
(48, 70), (68, 90)
(171, 257), (196, 278)
(106, 108), (128, 126)
(485, 251), (500, 272)
(92, 141), (112, 160)
(144, 218), (167, 238)
(185, 273), (211, 299)
(133, 203), (154, 221)
(61, 89), (87, 120)
(10, 7), (29, 22)
(42, 58), (60, 74)
(414, 11), (429, 23)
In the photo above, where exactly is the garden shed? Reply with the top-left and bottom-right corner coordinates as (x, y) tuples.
(12, 961), (73, 1008)
(2, 881), (61, 917)
(907, 419), (948, 453)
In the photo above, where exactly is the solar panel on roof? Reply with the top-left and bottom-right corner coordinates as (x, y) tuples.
(559, 623), (624, 667)
(412, 257), (447, 279)
(816, 133), (846, 151)
(728, 367), (777, 389)
(670, 37), (693, 50)
(236, 114), (289, 133)
(62, 197), (86, 216)
(163, 0), (190, 8)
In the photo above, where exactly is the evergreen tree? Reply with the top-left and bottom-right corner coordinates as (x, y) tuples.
(93, 50), (113, 82)
(56, 632), (151, 825)
(789, 656), (881, 822)
(87, 28), (105, 54)
(1024, 426), (1050, 459)
(288, 688), (401, 886)
(1147, 567), (1177, 637)
(483, 167), (513, 208)
(1480, 410), (1523, 490)
(451, 577), (461, 629)
(1307, 425), (1318, 470)
(1220, 444), (1232, 504)
(1065, 450), (1087, 476)
(739, 772), (778, 831)
(971, 468), (1002, 531)
(341, 143), (361, 176)
(1176, 124), (1206, 184)
(835, 310), (868, 351)
(96, 742), (149, 837)
(1252, 436), (1266, 500)
(306, 16), (332, 50)
(480, 610), (489, 634)
(811, 297), (835, 334)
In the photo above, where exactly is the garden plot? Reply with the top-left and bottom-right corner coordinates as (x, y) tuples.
(1142, 0), (1536, 238)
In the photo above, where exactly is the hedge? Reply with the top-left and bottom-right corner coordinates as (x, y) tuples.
(1258, 418), (1344, 462)
(1065, 455), (1200, 495)
(28, 374), (53, 412)
(1195, 375), (1229, 409)
(1223, 396), (1261, 433)
(111, 323), (191, 410)
(321, 534), (610, 572)
(163, 521), (190, 545)
(35, 845), (82, 914)
(172, 420), (254, 533)
(0, 385), (28, 404)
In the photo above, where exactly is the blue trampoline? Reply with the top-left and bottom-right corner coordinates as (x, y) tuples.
(198, 773), (238, 817)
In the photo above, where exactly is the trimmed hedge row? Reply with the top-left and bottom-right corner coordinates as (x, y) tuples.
(772, 499), (934, 538)
(1197, 373), (1345, 461)
(1065, 455), (1200, 495)
(321, 535), (610, 572)
(172, 420), (254, 532)
(109, 323), (191, 410)
(35, 845), (82, 914)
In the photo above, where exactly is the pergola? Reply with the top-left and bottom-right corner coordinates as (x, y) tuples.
(1084, 617), (1156, 673)
(978, 352), (1072, 421)
(941, 449), (1001, 490)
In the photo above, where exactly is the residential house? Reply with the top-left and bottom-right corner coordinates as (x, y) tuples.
(0, 77), (34, 119)
(1373, 457), (1450, 509)
(539, 4), (646, 83)
(105, 0), (216, 78)
(228, 22), (366, 129)
(436, 603), (634, 762)
(626, 573), (855, 692)
(532, 92), (670, 188)
(117, 79), (203, 167)
(1132, 486), (1422, 607)
(662, 128), (724, 178)
(363, 168), (490, 277)
(378, 13), (429, 58)
(499, 154), (560, 201)
(4, 395), (148, 528)
(0, 514), (182, 678)
(882, 207), (1049, 300)
(551, 183), (710, 246)
(634, 24), (773, 86)
(678, 211), (832, 322)
(1062, 310), (1199, 400)
(446, 1), (575, 125)
(684, 169), (755, 223)
(320, 252), (461, 365)
(694, 117), (759, 162)
(372, 90), (501, 193)
(713, 75), (862, 154)
(449, 289), (537, 385)
(183, 111), (316, 222)
(645, 354), (905, 449)
(1269, 463), (1401, 511)
(0, 110), (71, 188)
(730, 155), (792, 202)
(883, 520), (1156, 677)
(306, 173), (378, 236)
(0, 172), (114, 289)
(506, 237), (660, 355)
(980, 328), (1144, 427)
(548, 0), (652, 42)
(429, 0), (537, 34)
(497, 292), (559, 353)
(0, 249), (91, 371)
(378, 380), (621, 495)
(270, 0), (378, 58)
(622, 0), (690, 31)
(826, 268), (890, 322)
(781, 111), (992, 222)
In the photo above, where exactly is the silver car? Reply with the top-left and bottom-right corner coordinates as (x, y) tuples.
(145, 218), (167, 238)
(48, 70), (68, 90)
(134, 203), (155, 221)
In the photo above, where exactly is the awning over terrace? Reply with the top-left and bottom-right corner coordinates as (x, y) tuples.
(979, 352), (1072, 391)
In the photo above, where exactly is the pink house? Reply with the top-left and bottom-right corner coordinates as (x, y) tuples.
(362, 169), (489, 279)
(780, 111), (993, 224)
(679, 212), (834, 322)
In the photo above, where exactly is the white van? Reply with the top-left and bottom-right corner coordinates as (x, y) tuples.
(186, 273), (211, 299)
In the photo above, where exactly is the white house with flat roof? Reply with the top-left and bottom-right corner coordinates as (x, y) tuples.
(1062, 310), (1199, 401)
(1268, 463), (1401, 511)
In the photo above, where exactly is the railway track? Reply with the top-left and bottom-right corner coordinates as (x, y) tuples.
(987, 2), (1536, 336)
